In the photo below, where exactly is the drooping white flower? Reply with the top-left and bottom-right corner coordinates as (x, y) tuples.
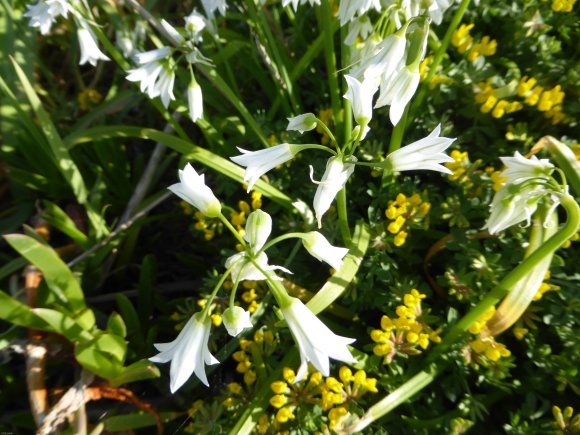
(338, 0), (381, 26)
(282, 0), (321, 10)
(77, 23), (110, 66)
(375, 65), (420, 126)
(222, 307), (253, 337)
(483, 183), (549, 234)
(231, 144), (300, 192)
(225, 251), (291, 282)
(280, 296), (356, 382)
(201, 0), (227, 17)
(225, 210), (292, 282)
(499, 152), (554, 185)
(344, 75), (377, 128)
(24, 0), (72, 35)
(244, 210), (272, 252)
(287, 113), (317, 134)
(150, 313), (219, 391)
(302, 232), (349, 271)
(187, 76), (203, 122)
(184, 11), (207, 42)
(126, 47), (176, 108)
(311, 156), (357, 228)
(168, 163), (221, 217)
(386, 124), (455, 173)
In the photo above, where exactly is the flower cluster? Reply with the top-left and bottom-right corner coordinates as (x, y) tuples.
(371, 289), (441, 364)
(230, 329), (277, 388)
(384, 193), (431, 247)
(552, 0), (577, 12)
(516, 77), (566, 124)
(269, 368), (322, 424)
(533, 271), (561, 302)
(474, 80), (523, 119)
(451, 23), (497, 62)
(466, 307), (511, 365)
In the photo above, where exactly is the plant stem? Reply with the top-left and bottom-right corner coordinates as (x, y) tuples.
(218, 213), (247, 248)
(410, 0), (471, 116)
(337, 188), (351, 245)
(319, 0), (342, 134)
(201, 259), (243, 319)
(350, 194), (579, 432)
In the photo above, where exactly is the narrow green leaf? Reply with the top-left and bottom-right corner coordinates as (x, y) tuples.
(109, 360), (161, 387)
(116, 293), (141, 339)
(306, 221), (370, 315)
(0, 290), (51, 330)
(63, 126), (294, 210)
(4, 234), (90, 316)
(102, 411), (179, 431)
(33, 308), (93, 342)
(107, 312), (127, 338)
(9, 57), (88, 204)
(41, 201), (91, 250)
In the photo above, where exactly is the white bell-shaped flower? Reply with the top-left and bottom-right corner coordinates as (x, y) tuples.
(150, 313), (219, 391)
(168, 164), (221, 217)
(222, 307), (253, 337)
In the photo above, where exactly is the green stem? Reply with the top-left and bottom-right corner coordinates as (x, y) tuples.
(218, 213), (247, 248)
(350, 194), (579, 431)
(337, 187), (351, 245)
(388, 103), (410, 154)
(410, 0), (471, 117)
(315, 118), (339, 147)
(259, 232), (308, 253)
(319, 0), (342, 135)
(201, 259), (243, 319)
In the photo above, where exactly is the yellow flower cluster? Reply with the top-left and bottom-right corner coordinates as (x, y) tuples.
(230, 191), (264, 232)
(485, 166), (508, 192)
(193, 211), (221, 240)
(475, 80), (523, 119)
(553, 405), (580, 433)
(385, 193), (431, 247)
(266, 365), (378, 431)
(195, 297), (225, 327)
(533, 271), (561, 301)
(269, 368), (322, 424)
(552, 0), (577, 12)
(371, 289), (441, 364)
(419, 56), (450, 89)
(223, 381), (247, 409)
(240, 280), (262, 313)
(451, 24), (497, 62)
(517, 76), (566, 124)
(78, 88), (102, 111)
(233, 329), (277, 386)
(467, 307), (511, 364)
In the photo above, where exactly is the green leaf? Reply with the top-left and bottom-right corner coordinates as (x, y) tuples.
(0, 290), (51, 330)
(102, 411), (179, 431)
(33, 308), (93, 342)
(63, 126), (294, 210)
(109, 359), (161, 387)
(75, 333), (127, 379)
(9, 57), (88, 204)
(4, 234), (91, 319)
(41, 201), (91, 249)
(116, 293), (141, 339)
(306, 221), (370, 315)
(107, 312), (127, 338)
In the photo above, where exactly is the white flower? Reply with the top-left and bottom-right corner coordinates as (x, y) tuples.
(160, 19), (184, 47)
(302, 232), (349, 271)
(126, 47), (176, 108)
(184, 11), (207, 41)
(338, 0), (381, 26)
(375, 65), (420, 126)
(231, 144), (300, 192)
(225, 251), (291, 282)
(187, 76), (203, 122)
(344, 75), (377, 127)
(150, 313), (218, 391)
(222, 307), (253, 336)
(281, 0), (321, 10)
(287, 113), (317, 134)
(24, 0), (71, 35)
(244, 210), (272, 252)
(311, 156), (357, 228)
(386, 124), (455, 173)
(344, 16), (373, 46)
(225, 210), (292, 281)
(499, 152), (554, 185)
(168, 163), (221, 217)
(201, 0), (227, 17)
(77, 24), (110, 66)
(483, 183), (547, 234)
(280, 296), (356, 382)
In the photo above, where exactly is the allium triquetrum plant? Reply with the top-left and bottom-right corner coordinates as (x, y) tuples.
(0, 0), (579, 433)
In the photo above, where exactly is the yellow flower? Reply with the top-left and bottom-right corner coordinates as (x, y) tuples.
(491, 100), (509, 118)
(275, 407), (295, 423)
(480, 95), (498, 113)
(516, 76), (537, 97)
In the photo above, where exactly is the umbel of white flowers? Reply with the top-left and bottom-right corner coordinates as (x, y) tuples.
(484, 152), (558, 234)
